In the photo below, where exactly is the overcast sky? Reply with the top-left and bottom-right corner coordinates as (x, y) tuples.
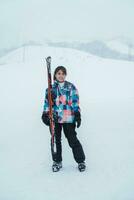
(0, 0), (134, 48)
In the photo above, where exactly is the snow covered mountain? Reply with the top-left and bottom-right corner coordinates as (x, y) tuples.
(48, 39), (134, 62)
(0, 46), (134, 200)
(1, 37), (134, 62)
(106, 37), (134, 58)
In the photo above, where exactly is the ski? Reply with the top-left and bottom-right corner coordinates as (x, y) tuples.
(45, 56), (56, 156)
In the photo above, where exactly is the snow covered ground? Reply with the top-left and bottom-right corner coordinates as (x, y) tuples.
(107, 39), (134, 56)
(0, 46), (134, 200)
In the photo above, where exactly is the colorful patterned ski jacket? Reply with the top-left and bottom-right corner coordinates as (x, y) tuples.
(43, 80), (81, 123)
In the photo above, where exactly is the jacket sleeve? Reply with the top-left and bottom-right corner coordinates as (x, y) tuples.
(71, 85), (81, 113)
(43, 89), (49, 112)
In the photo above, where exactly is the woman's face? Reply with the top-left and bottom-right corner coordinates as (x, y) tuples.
(55, 70), (66, 82)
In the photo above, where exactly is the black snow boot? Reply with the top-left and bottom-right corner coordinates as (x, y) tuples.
(78, 162), (86, 172)
(52, 161), (62, 172)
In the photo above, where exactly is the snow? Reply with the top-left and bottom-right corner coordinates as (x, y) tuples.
(107, 40), (134, 56)
(0, 46), (134, 200)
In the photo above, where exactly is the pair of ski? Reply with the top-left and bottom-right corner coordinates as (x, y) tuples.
(46, 56), (61, 172)
(45, 57), (86, 173)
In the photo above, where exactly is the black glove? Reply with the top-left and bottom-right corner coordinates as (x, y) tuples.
(41, 112), (50, 126)
(41, 111), (59, 126)
(74, 111), (81, 128)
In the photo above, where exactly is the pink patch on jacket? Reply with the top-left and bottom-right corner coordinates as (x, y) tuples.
(62, 110), (72, 121)
(59, 95), (66, 105)
(68, 100), (72, 106)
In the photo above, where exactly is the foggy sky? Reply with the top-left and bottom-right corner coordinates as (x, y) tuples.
(0, 0), (134, 48)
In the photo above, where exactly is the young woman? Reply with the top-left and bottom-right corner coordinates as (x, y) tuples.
(42, 66), (86, 172)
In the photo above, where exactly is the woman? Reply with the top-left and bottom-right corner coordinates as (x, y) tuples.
(42, 66), (86, 172)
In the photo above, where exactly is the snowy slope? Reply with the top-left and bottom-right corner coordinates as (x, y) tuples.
(107, 40), (134, 56)
(0, 46), (134, 200)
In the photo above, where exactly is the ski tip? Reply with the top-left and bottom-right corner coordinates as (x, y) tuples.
(46, 56), (51, 62)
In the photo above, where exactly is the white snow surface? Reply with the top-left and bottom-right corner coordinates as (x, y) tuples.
(107, 40), (134, 56)
(0, 46), (134, 200)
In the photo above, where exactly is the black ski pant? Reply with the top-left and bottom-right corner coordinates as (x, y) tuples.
(50, 123), (85, 163)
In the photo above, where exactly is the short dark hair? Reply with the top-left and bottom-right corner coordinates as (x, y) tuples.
(53, 66), (67, 80)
